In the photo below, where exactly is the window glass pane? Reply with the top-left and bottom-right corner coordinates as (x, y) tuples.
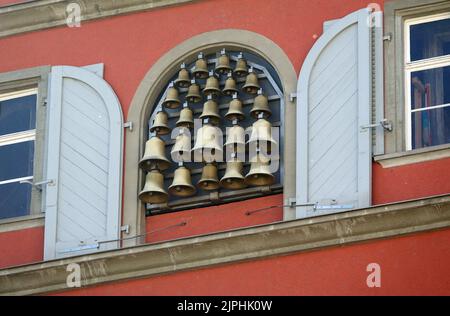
(0, 141), (34, 181)
(410, 17), (450, 61)
(411, 106), (450, 149)
(410, 66), (450, 110)
(0, 94), (36, 136)
(0, 182), (31, 219)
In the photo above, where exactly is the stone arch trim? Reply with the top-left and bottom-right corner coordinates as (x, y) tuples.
(123, 29), (297, 244)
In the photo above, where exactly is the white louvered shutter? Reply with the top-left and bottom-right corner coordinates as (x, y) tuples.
(43, 65), (123, 260)
(296, 8), (384, 219)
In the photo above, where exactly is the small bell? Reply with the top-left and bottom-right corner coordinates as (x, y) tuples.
(214, 49), (232, 75)
(222, 73), (239, 96)
(193, 52), (209, 79)
(245, 155), (274, 187)
(186, 79), (202, 103)
(169, 164), (196, 197)
(247, 116), (278, 154)
(176, 103), (194, 129)
(225, 93), (245, 121)
(139, 136), (171, 171)
(192, 122), (223, 162)
(139, 170), (168, 204)
(199, 95), (221, 125)
(224, 123), (245, 153)
(197, 163), (220, 191)
(162, 82), (181, 109)
(242, 67), (260, 95)
(220, 156), (246, 190)
(233, 52), (248, 77)
(171, 128), (192, 162)
(203, 71), (221, 98)
(250, 89), (272, 118)
(174, 63), (191, 89)
(150, 110), (171, 135)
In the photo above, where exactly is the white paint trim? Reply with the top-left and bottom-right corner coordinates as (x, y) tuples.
(0, 129), (35, 147)
(44, 65), (123, 260)
(0, 87), (37, 101)
(296, 8), (372, 219)
(82, 63), (104, 78)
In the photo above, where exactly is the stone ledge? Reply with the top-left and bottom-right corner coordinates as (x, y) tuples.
(0, 0), (196, 38)
(1, 194), (450, 296)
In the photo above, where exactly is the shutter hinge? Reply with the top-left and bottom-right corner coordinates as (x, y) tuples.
(289, 93), (297, 102)
(383, 33), (392, 42)
(20, 179), (55, 192)
(360, 119), (393, 132)
(120, 225), (130, 234)
(123, 121), (133, 131)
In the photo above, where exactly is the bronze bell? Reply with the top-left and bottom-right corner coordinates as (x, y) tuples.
(222, 73), (238, 96)
(139, 170), (168, 204)
(250, 90), (272, 118)
(186, 79), (202, 103)
(162, 82), (181, 109)
(150, 110), (171, 135)
(247, 117), (278, 154)
(242, 67), (260, 95)
(225, 93), (245, 121)
(197, 163), (220, 191)
(174, 63), (191, 89)
(203, 71), (221, 98)
(176, 103), (194, 129)
(214, 49), (232, 75)
(192, 123), (223, 162)
(224, 124), (245, 153)
(220, 159), (246, 190)
(245, 155), (274, 187)
(168, 165), (196, 197)
(171, 128), (192, 162)
(193, 52), (209, 79)
(139, 136), (171, 171)
(199, 95), (221, 125)
(233, 52), (248, 77)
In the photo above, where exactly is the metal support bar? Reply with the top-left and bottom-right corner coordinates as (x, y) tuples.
(20, 179), (55, 191)
(360, 119), (393, 132)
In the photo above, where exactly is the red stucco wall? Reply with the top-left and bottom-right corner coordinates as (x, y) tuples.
(53, 228), (450, 296)
(1, 0), (449, 280)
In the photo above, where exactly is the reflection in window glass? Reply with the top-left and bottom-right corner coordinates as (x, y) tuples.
(0, 141), (34, 182)
(0, 182), (32, 219)
(0, 94), (36, 136)
(410, 17), (450, 61)
(411, 107), (450, 149)
(410, 66), (450, 110)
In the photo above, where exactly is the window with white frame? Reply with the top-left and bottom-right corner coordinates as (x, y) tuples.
(0, 88), (37, 219)
(405, 13), (450, 150)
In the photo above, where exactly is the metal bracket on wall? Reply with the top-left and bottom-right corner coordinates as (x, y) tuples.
(120, 225), (130, 234)
(360, 119), (393, 132)
(383, 33), (392, 42)
(289, 92), (297, 102)
(123, 121), (133, 131)
(20, 179), (55, 192)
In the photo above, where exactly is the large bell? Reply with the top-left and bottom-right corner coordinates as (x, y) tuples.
(222, 73), (238, 96)
(250, 90), (272, 118)
(150, 110), (171, 135)
(197, 163), (220, 191)
(139, 170), (168, 204)
(176, 104), (194, 129)
(220, 160), (246, 190)
(193, 52), (209, 79)
(162, 82), (181, 109)
(245, 156), (274, 187)
(242, 67), (260, 95)
(168, 165), (196, 197)
(203, 71), (221, 98)
(199, 95), (221, 125)
(171, 128), (192, 162)
(233, 53), (248, 77)
(225, 93), (245, 121)
(192, 124), (223, 162)
(186, 79), (202, 103)
(174, 63), (191, 89)
(247, 118), (278, 155)
(139, 136), (171, 171)
(224, 124), (245, 153)
(214, 49), (232, 75)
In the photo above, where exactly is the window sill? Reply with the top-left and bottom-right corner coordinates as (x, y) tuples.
(374, 143), (450, 168)
(0, 213), (44, 233)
